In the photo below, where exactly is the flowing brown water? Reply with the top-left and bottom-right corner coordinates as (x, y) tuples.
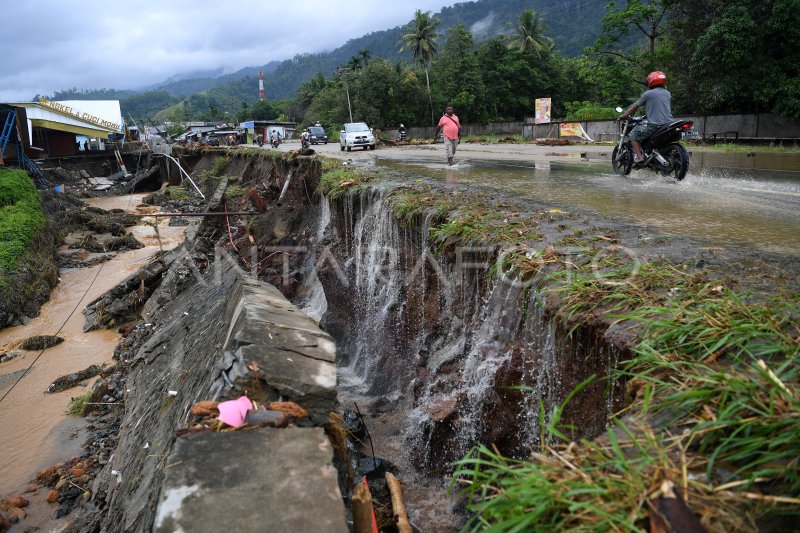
(0, 194), (185, 496)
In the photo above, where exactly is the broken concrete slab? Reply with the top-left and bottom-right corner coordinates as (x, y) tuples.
(153, 429), (347, 533)
(221, 276), (337, 425)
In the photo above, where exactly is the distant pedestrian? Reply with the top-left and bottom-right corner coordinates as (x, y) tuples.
(434, 105), (461, 165)
(84, 140), (89, 151)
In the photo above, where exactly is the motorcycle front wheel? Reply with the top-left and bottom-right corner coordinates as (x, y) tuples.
(661, 143), (689, 180)
(611, 144), (633, 175)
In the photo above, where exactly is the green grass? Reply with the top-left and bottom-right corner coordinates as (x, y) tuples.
(453, 278), (800, 530)
(210, 155), (230, 175)
(0, 169), (46, 278)
(316, 159), (379, 199)
(463, 134), (527, 144)
(225, 184), (244, 199)
(66, 391), (93, 416)
(163, 186), (190, 201)
(695, 143), (800, 153)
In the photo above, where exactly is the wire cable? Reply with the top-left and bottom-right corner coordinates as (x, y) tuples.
(0, 260), (105, 405)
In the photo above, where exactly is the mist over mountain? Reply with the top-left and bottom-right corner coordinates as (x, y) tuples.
(49, 0), (608, 120)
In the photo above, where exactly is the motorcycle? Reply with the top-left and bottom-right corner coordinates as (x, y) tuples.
(271, 137), (281, 149)
(301, 135), (310, 150)
(612, 107), (693, 180)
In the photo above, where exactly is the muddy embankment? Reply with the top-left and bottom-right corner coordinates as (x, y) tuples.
(1, 149), (166, 330)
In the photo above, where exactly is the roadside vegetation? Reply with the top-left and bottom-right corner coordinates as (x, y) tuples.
(317, 160), (800, 529)
(0, 169), (46, 286)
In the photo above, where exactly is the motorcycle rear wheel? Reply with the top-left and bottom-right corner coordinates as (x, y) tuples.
(661, 143), (689, 180)
(611, 144), (633, 175)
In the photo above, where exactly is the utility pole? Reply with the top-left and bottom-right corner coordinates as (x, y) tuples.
(337, 67), (354, 123)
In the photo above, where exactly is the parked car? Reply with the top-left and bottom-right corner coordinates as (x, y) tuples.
(340, 122), (376, 151)
(308, 126), (328, 145)
(206, 135), (220, 147)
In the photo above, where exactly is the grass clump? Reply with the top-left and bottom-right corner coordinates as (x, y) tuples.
(163, 186), (190, 201)
(225, 184), (244, 199)
(66, 391), (93, 416)
(453, 280), (800, 530)
(210, 155), (229, 176)
(316, 159), (379, 199)
(0, 169), (46, 277)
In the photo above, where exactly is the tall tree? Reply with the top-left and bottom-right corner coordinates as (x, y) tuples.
(432, 25), (488, 123)
(399, 9), (441, 125)
(507, 10), (554, 59)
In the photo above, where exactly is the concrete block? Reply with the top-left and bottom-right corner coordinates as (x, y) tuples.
(154, 428), (347, 533)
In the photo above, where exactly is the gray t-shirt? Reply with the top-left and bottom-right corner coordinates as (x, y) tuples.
(636, 87), (674, 125)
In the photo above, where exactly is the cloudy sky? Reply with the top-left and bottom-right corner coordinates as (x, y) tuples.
(0, 1), (458, 102)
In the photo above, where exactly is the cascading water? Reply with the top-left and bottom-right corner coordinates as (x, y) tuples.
(296, 186), (626, 528)
(299, 198), (331, 322)
(338, 189), (405, 396)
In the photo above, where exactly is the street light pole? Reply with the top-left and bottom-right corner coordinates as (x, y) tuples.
(338, 67), (354, 123)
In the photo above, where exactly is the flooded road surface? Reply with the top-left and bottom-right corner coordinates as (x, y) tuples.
(0, 194), (185, 495)
(376, 153), (800, 255)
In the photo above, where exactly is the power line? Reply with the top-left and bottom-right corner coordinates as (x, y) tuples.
(0, 261), (105, 405)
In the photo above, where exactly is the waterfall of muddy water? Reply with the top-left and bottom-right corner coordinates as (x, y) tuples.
(0, 194), (185, 496)
(338, 190), (404, 396)
(299, 198), (331, 323)
(315, 187), (628, 531)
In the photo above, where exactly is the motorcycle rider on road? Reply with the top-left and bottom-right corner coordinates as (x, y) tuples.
(617, 71), (674, 166)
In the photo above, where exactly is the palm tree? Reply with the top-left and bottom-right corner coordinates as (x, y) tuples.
(348, 56), (362, 71)
(399, 9), (441, 125)
(359, 48), (371, 66)
(507, 10), (554, 59)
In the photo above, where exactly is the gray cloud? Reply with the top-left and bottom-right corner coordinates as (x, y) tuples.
(0, 1), (456, 101)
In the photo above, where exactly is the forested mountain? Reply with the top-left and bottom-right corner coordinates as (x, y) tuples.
(45, 0), (608, 121)
(210, 0), (608, 101)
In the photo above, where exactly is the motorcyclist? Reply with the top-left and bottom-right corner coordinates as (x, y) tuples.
(301, 129), (310, 147)
(617, 71), (674, 165)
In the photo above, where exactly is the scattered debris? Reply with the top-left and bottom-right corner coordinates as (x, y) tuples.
(19, 335), (64, 351)
(46, 364), (104, 393)
(535, 138), (572, 146)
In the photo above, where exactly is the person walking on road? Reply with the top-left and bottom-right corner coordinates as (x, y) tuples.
(435, 105), (461, 166)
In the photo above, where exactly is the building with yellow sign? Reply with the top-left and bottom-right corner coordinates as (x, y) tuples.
(0, 99), (124, 165)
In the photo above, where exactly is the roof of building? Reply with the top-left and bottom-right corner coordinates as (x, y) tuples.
(8, 99), (124, 140)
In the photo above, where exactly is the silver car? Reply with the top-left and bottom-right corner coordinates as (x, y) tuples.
(339, 122), (376, 151)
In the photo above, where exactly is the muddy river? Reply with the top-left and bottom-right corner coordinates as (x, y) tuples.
(0, 194), (184, 496)
(374, 153), (800, 255)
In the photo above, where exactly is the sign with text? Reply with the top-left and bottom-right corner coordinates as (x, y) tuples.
(535, 98), (551, 124)
(38, 98), (122, 132)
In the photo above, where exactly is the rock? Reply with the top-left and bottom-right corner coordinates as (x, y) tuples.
(2, 497), (28, 508)
(0, 511), (10, 532)
(0, 351), (22, 363)
(22, 485), (37, 494)
(19, 335), (64, 351)
(46, 364), (104, 393)
(69, 465), (86, 477)
(427, 397), (458, 423)
(47, 490), (60, 503)
(3, 506), (25, 523)
(244, 409), (289, 427)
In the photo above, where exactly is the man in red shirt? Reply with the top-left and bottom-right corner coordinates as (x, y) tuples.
(435, 105), (461, 166)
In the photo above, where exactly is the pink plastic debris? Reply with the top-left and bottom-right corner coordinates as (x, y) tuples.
(217, 396), (253, 427)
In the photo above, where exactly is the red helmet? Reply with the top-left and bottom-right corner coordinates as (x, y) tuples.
(646, 71), (667, 89)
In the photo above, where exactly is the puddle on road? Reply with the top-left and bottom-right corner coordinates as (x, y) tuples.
(0, 194), (185, 496)
(376, 155), (800, 255)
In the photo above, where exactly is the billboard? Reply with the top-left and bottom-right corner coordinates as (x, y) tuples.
(535, 98), (551, 124)
(559, 122), (594, 142)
